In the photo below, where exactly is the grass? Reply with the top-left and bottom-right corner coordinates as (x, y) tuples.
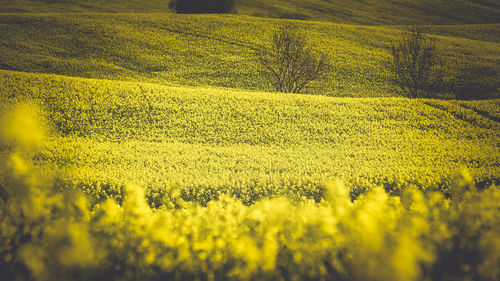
(0, 0), (170, 13)
(2, 0), (499, 25)
(0, 13), (498, 98)
(401, 24), (500, 43)
(237, 0), (500, 25)
(2, 69), (498, 204)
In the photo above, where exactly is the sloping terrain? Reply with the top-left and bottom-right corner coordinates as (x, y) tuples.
(237, 0), (500, 25)
(1, 0), (499, 25)
(1, 13), (498, 98)
(1, 2), (499, 280)
(0, 0), (170, 13)
(406, 23), (500, 43)
(2, 70), (498, 203)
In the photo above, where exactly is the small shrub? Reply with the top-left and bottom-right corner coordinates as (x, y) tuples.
(168, 0), (234, 14)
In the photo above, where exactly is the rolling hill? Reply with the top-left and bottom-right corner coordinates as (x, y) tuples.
(237, 0), (500, 25)
(1, 0), (499, 25)
(1, 1), (500, 280)
(2, 70), (498, 203)
(0, 13), (498, 98)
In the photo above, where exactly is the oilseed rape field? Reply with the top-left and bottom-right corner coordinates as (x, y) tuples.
(1, 69), (499, 280)
(1, 70), (499, 203)
(1, 1), (500, 281)
(1, 13), (499, 98)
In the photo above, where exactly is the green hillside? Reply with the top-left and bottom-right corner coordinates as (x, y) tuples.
(238, 0), (500, 25)
(406, 24), (500, 43)
(1, 13), (499, 98)
(0, 0), (170, 13)
(1, 0), (500, 25)
(2, 70), (498, 204)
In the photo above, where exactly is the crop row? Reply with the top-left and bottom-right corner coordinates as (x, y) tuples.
(2, 71), (498, 203)
(1, 146), (499, 281)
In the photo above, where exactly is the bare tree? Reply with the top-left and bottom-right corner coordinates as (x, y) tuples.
(256, 26), (327, 94)
(390, 27), (441, 98)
